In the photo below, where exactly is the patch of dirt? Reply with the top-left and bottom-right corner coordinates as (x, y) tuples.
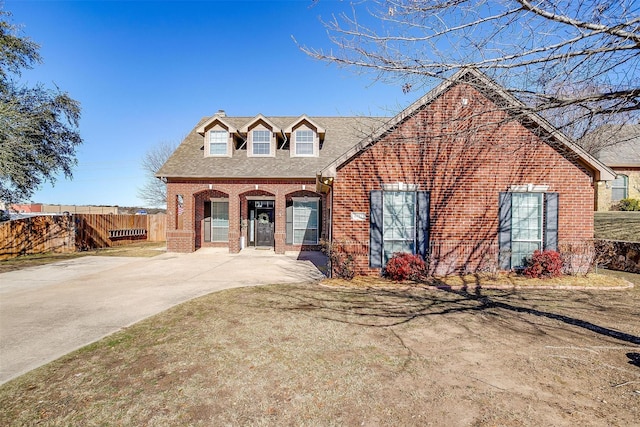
(1, 276), (639, 426)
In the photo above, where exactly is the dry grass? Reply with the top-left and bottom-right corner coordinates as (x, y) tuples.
(595, 211), (640, 242)
(1, 273), (639, 426)
(323, 271), (633, 290)
(0, 242), (166, 273)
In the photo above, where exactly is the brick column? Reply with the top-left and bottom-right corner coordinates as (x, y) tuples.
(274, 192), (286, 254)
(228, 189), (241, 253)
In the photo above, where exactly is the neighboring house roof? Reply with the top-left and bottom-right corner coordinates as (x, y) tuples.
(320, 68), (616, 181)
(157, 116), (387, 179)
(590, 124), (640, 168)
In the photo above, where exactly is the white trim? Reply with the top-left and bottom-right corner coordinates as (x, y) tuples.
(381, 182), (419, 191)
(509, 184), (550, 193)
(246, 196), (276, 201)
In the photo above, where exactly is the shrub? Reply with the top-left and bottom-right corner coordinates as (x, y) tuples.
(523, 250), (563, 279)
(321, 239), (355, 280)
(384, 252), (427, 282)
(615, 198), (640, 211)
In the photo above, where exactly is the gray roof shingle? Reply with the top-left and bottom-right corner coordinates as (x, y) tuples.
(592, 124), (640, 167)
(156, 116), (388, 179)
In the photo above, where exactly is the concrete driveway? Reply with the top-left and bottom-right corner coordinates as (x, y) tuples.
(0, 248), (326, 385)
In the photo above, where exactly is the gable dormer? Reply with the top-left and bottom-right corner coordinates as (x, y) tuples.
(284, 115), (325, 157)
(197, 112), (236, 157)
(240, 114), (280, 157)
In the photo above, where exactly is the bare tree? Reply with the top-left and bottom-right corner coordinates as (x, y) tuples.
(137, 141), (177, 207)
(300, 0), (639, 140)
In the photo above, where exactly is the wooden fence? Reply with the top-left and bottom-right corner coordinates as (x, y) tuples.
(0, 214), (166, 260)
(0, 215), (75, 260)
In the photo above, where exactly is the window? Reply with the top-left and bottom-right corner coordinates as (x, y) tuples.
(252, 130), (271, 155)
(510, 193), (543, 268)
(211, 200), (229, 242)
(208, 130), (228, 156)
(611, 175), (628, 201)
(292, 199), (318, 244)
(382, 191), (416, 263)
(369, 190), (429, 268)
(498, 192), (558, 269)
(295, 130), (314, 156)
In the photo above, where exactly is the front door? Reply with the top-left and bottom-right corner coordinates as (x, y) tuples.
(255, 207), (274, 247)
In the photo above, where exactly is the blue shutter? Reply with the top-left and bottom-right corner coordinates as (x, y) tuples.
(416, 191), (430, 260)
(317, 199), (322, 238)
(370, 190), (383, 268)
(286, 202), (293, 245)
(498, 192), (512, 269)
(544, 193), (559, 251)
(204, 201), (211, 242)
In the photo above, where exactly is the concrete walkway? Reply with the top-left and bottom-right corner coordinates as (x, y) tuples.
(0, 248), (326, 385)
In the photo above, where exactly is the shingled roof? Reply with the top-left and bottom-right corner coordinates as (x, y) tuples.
(156, 116), (387, 179)
(592, 124), (640, 168)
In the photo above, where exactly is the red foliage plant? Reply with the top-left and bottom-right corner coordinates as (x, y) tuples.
(384, 252), (427, 281)
(523, 250), (563, 279)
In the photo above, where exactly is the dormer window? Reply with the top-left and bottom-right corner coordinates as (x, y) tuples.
(284, 115), (324, 158)
(208, 130), (228, 156)
(252, 130), (271, 155)
(295, 130), (314, 156)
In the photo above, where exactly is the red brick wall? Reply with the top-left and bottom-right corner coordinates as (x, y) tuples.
(165, 179), (327, 254)
(332, 83), (596, 275)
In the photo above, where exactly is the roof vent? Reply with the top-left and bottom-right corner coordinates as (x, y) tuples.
(215, 109), (226, 117)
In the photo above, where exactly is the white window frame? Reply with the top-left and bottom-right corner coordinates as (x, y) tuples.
(292, 197), (319, 245)
(510, 192), (543, 268)
(611, 175), (628, 202)
(208, 130), (228, 156)
(252, 130), (271, 156)
(211, 198), (229, 242)
(382, 191), (416, 263)
(294, 129), (315, 156)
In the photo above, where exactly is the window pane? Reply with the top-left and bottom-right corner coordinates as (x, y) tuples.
(296, 142), (314, 155)
(209, 131), (227, 155)
(296, 130), (314, 142)
(252, 130), (271, 155)
(611, 175), (628, 201)
(295, 130), (314, 155)
(383, 191), (416, 263)
(293, 200), (318, 244)
(510, 193), (542, 268)
(211, 201), (229, 242)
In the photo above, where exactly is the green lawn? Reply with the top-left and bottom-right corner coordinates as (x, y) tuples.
(594, 211), (640, 242)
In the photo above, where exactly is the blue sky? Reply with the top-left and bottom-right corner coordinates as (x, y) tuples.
(6, 0), (409, 207)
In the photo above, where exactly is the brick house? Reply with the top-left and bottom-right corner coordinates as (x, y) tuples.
(158, 68), (615, 275)
(592, 125), (640, 211)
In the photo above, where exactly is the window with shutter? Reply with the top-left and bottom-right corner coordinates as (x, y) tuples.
(498, 192), (559, 269)
(369, 190), (429, 268)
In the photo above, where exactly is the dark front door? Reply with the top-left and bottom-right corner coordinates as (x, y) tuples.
(255, 208), (274, 247)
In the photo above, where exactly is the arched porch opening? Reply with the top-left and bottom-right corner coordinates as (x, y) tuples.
(194, 189), (229, 249)
(284, 189), (327, 251)
(240, 189), (276, 248)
